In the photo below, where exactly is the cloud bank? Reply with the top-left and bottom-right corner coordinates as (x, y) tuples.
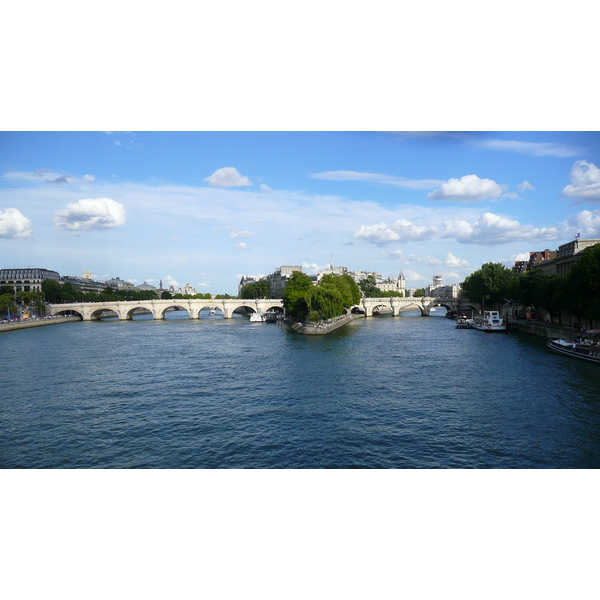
(353, 209), (600, 246)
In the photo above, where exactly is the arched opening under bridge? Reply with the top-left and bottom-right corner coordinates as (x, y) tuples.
(160, 304), (190, 320)
(198, 306), (224, 319)
(89, 307), (119, 321)
(55, 308), (84, 320)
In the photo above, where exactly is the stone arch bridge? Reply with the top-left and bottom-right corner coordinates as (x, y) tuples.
(48, 297), (476, 321)
(48, 298), (285, 321)
(358, 297), (477, 317)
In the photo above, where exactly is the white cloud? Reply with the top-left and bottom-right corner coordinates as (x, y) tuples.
(402, 270), (427, 282)
(233, 242), (250, 250)
(311, 170), (443, 190)
(259, 184), (272, 192)
(353, 219), (436, 245)
(477, 139), (582, 158)
(383, 249), (404, 259)
(301, 262), (329, 274)
(83, 174), (95, 184)
(230, 230), (254, 238)
(0, 207), (32, 238)
(559, 209), (600, 238)
(441, 212), (560, 245)
(356, 209), (593, 248)
(353, 223), (400, 245)
(428, 174), (505, 202)
(517, 180), (535, 193)
(54, 197), (126, 231)
(444, 253), (470, 268)
(163, 275), (180, 289)
(197, 282), (210, 287)
(560, 160), (600, 201)
(204, 167), (252, 188)
(397, 252), (470, 268)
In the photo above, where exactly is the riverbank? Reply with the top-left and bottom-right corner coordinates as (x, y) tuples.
(284, 313), (364, 335)
(0, 316), (81, 333)
(508, 318), (580, 341)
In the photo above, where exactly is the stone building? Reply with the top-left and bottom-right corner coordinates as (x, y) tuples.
(532, 238), (600, 276)
(0, 267), (60, 292)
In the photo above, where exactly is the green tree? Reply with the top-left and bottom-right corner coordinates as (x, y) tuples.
(358, 275), (380, 298)
(305, 284), (344, 321)
(241, 279), (272, 299)
(514, 268), (548, 311)
(282, 271), (314, 320)
(161, 291), (173, 299)
(41, 279), (63, 303)
(461, 263), (515, 308)
(320, 274), (361, 307)
(413, 288), (425, 297)
(0, 293), (17, 317)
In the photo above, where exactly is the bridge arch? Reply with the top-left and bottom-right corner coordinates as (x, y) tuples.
(88, 306), (120, 320)
(158, 303), (191, 319)
(198, 305), (225, 319)
(54, 308), (84, 320)
(124, 305), (154, 320)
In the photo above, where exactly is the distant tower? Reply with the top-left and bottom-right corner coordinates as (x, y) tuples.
(83, 269), (92, 280)
(398, 271), (406, 294)
(433, 275), (443, 287)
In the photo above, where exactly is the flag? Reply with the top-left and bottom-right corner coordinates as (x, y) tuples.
(575, 232), (580, 239)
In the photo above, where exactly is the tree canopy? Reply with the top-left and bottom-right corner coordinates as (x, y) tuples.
(284, 272), (360, 322)
(240, 279), (272, 299)
(461, 263), (515, 308)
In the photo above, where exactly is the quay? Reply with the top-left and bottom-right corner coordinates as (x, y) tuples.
(284, 313), (364, 335)
(0, 315), (81, 333)
(507, 318), (586, 342)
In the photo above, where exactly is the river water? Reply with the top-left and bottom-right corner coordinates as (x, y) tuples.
(1, 310), (600, 468)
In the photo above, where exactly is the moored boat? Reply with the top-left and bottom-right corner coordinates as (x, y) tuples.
(472, 310), (506, 332)
(249, 312), (264, 322)
(547, 338), (600, 364)
(456, 316), (473, 329)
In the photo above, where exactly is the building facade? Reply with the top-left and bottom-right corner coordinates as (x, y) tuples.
(532, 239), (600, 276)
(0, 267), (60, 292)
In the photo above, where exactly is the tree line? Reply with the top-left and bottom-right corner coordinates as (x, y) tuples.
(461, 244), (600, 326)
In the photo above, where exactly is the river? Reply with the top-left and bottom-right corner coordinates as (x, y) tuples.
(1, 309), (600, 468)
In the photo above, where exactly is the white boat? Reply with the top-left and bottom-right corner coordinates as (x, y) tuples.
(472, 310), (506, 332)
(249, 312), (264, 322)
(547, 338), (600, 364)
(456, 316), (473, 329)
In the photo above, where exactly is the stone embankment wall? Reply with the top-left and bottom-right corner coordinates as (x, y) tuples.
(508, 319), (577, 341)
(0, 316), (81, 333)
(284, 313), (364, 335)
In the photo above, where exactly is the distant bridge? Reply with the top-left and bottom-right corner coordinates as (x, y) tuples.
(358, 296), (477, 317)
(48, 297), (477, 321)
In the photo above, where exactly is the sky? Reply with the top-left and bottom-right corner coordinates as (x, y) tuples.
(1, 131), (600, 295)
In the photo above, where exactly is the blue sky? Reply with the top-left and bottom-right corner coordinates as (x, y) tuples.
(1, 131), (599, 294)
